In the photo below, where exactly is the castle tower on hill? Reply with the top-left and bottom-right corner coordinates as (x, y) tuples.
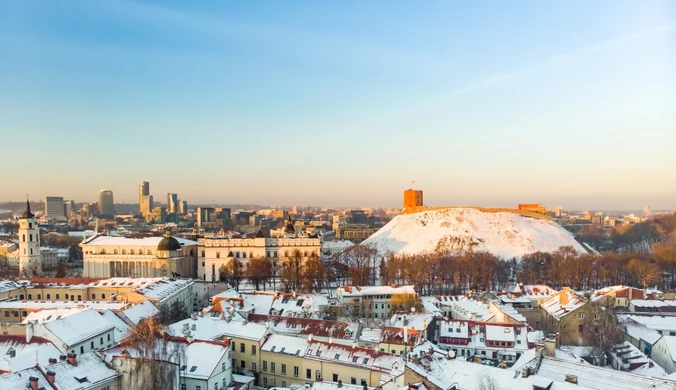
(403, 188), (423, 210)
(19, 199), (42, 275)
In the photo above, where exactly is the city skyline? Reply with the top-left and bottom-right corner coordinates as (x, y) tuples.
(1, 1), (675, 209)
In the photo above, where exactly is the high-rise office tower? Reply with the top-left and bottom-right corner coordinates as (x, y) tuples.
(167, 193), (178, 214)
(178, 200), (188, 215)
(44, 196), (65, 219)
(139, 181), (151, 217)
(99, 190), (114, 216)
(64, 200), (75, 219)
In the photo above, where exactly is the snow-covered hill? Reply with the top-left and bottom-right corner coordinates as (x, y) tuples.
(362, 207), (589, 259)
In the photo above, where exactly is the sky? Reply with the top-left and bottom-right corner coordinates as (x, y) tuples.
(0, 0), (675, 210)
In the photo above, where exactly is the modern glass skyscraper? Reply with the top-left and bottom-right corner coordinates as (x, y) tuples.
(167, 193), (178, 214)
(99, 190), (114, 216)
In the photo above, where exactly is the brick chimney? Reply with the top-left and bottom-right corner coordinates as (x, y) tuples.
(67, 353), (77, 366)
(46, 371), (56, 385)
(48, 358), (57, 364)
(28, 376), (39, 390)
(559, 291), (569, 306)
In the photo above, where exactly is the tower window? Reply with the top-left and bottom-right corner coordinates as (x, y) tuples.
(28, 222), (32, 229)
(22, 234), (25, 242)
(30, 248), (33, 255)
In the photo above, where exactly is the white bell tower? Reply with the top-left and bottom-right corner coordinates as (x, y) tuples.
(19, 199), (42, 275)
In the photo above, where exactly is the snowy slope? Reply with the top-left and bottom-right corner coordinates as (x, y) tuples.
(362, 207), (588, 258)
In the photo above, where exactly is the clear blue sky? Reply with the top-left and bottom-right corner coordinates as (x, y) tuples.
(1, 1), (674, 209)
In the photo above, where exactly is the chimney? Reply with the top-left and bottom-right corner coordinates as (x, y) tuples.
(187, 335), (195, 343)
(308, 334), (313, 342)
(559, 291), (569, 306)
(7, 348), (15, 358)
(191, 313), (197, 320)
(48, 358), (57, 364)
(338, 380), (343, 388)
(191, 324), (196, 331)
(29, 376), (39, 390)
(183, 323), (189, 332)
(59, 355), (67, 362)
(46, 371), (56, 385)
(67, 353), (77, 366)
(543, 337), (557, 357)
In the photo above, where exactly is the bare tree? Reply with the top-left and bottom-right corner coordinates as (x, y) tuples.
(124, 317), (185, 390)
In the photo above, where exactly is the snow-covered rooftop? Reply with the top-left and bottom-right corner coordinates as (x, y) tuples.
(262, 334), (309, 356)
(537, 356), (676, 390)
(388, 312), (432, 330)
(0, 335), (61, 372)
(610, 341), (666, 377)
(540, 288), (587, 320)
(166, 316), (268, 341)
(485, 325), (516, 343)
(22, 307), (88, 323)
(270, 293), (329, 319)
(339, 285), (416, 297)
(620, 317), (663, 345)
(83, 235), (197, 247)
(631, 299), (676, 308)
(438, 320), (470, 339)
(621, 315), (676, 332)
(100, 309), (131, 342)
(0, 300), (127, 311)
(306, 340), (403, 375)
(358, 328), (383, 344)
(513, 284), (557, 300)
(0, 366), (52, 390)
(0, 279), (19, 294)
(122, 300), (159, 324)
(249, 314), (358, 340)
(43, 308), (115, 347)
(47, 352), (120, 389)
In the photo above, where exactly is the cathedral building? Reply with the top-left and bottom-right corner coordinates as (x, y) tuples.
(80, 232), (198, 278)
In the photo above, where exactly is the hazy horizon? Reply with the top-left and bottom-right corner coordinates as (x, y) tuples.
(1, 1), (674, 210)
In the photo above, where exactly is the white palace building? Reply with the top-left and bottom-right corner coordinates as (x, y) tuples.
(199, 217), (321, 282)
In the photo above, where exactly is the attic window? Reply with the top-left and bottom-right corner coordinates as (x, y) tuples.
(296, 350), (301, 356)
(180, 365), (187, 371)
(363, 358), (369, 364)
(335, 354), (340, 359)
(316, 351), (321, 357)
(74, 375), (89, 383)
(352, 357), (358, 362)
(280, 347), (286, 353)
(190, 366), (198, 372)
(271, 346), (276, 352)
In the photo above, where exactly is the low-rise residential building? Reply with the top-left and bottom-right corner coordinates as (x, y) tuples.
(165, 315), (268, 377)
(260, 333), (309, 388)
(0, 335), (62, 372)
(30, 308), (116, 354)
(46, 352), (121, 390)
(652, 336), (676, 374)
(620, 316), (663, 357)
(539, 287), (592, 345)
(590, 285), (644, 308)
(337, 285), (417, 319)
(104, 338), (231, 390)
(433, 319), (532, 364)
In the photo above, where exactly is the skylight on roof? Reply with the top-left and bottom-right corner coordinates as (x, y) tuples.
(334, 353), (340, 359)
(362, 358), (369, 364)
(190, 366), (197, 372)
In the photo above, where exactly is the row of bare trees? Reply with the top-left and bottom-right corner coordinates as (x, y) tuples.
(518, 242), (676, 290)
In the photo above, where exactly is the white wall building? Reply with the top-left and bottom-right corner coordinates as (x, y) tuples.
(30, 308), (117, 355)
(81, 235), (198, 278)
(199, 225), (320, 282)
